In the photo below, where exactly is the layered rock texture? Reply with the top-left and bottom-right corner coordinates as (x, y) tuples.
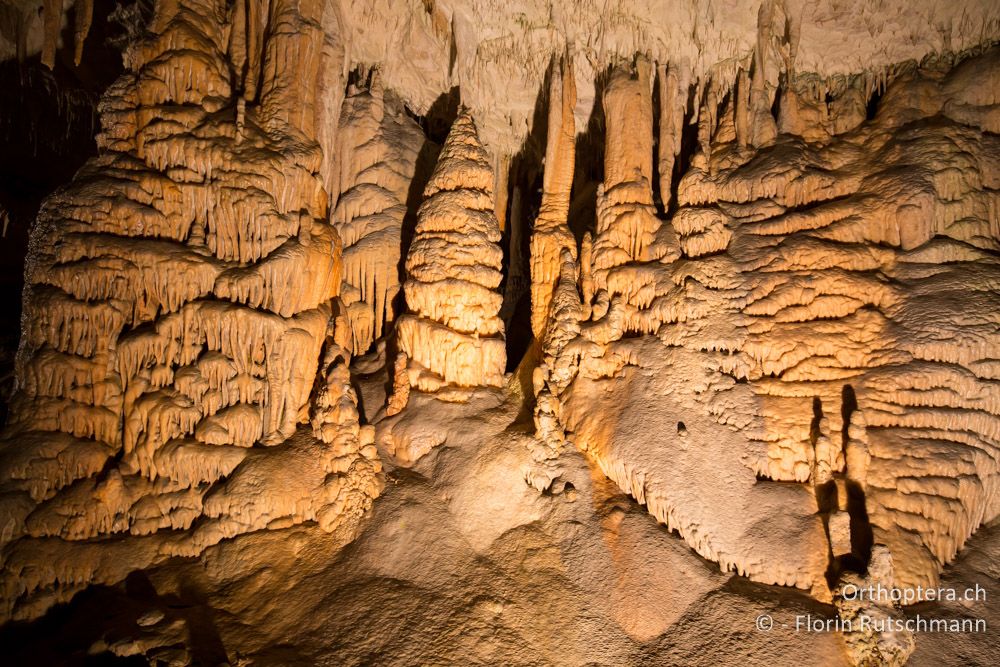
(2, 0), (1000, 665)
(556, 48), (1000, 597)
(392, 109), (507, 401)
(331, 78), (433, 356)
(0, 0), (383, 621)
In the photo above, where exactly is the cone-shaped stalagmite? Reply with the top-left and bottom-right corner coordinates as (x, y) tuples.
(392, 109), (506, 403)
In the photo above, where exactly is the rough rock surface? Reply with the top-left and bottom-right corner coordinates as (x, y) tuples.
(332, 78), (434, 356)
(0, 0), (382, 621)
(533, 48), (1000, 601)
(2, 385), (998, 664)
(1, 0), (1000, 664)
(393, 109), (507, 399)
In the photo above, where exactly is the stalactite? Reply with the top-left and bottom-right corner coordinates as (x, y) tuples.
(529, 53), (578, 339)
(734, 66), (751, 147)
(4, 0), (1000, 646)
(561, 46), (1000, 596)
(748, 3), (779, 147)
(697, 78), (717, 166)
(656, 61), (686, 211)
(73, 0), (94, 66)
(41, 0), (61, 69)
(244, 0), (266, 101)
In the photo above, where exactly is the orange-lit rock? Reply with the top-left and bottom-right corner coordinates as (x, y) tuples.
(392, 109), (507, 401)
(1, 1), (1000, 664)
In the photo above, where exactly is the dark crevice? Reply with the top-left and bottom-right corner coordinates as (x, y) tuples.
(819, 385), (873, 588)
(865, 84), (883, 121)
(844, 479), (874, 574)
(809, 396), (823, 449)
(0, 4), (126, 423)
(567, 65), (609, 243)
(499, 67), (548, 371)
(405, 86), (460, 145)
(840, 384), (857, 472)
(668, 80), (702, 217)
(397, 118), (442, 311)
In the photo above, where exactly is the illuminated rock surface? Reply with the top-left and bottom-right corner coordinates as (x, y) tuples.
(0, 0), (999, 665)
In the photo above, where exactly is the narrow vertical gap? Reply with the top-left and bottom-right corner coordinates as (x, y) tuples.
(567, 65), (609, 244)
(840, 384), (857, 474)
(670, 80), (701, 218)
(500, 69), (548, 371)
(865, 84), (883, 121)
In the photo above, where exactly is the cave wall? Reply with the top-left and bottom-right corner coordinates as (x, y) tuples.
(0, 0), (998, 648)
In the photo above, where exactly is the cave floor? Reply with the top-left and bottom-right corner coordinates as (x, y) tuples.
(2, 389), (998, 666)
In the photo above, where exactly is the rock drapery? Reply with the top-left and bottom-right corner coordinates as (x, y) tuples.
(1, 0), (1000, 663)
(0, 0), (383, 621)
(331, 77), (433, 357)
(554, 47), (1000, 596)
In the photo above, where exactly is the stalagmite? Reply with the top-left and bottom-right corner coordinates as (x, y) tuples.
(393, 109), (507, 401)
(3, 1), (1000, 661)
(529, 249), (583, 491)
(836, 547), (915, 666)
(589, 59), (678, 339)
(592, 60), (659, 290)
(307, 305), (384, 530)
(530, 54), (578, 339)
(385, 352), (410, 416)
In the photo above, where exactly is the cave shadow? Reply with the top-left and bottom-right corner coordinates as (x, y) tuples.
(0, 0), (127, 427)
(359, 88), (450, 404)
(0, 566), (228, 666)
(818, 385), (874, 589)
(398, 89), (450, 316)
(669, 78), (703, 218)
(499, 61), (550, 372)
(567, 63), (609, 243)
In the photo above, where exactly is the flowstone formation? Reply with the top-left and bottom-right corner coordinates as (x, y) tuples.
(2, 0), (1000, 664)
(0, 0), (382, 621)
(553, 48), (1000, 597)
(331, 77), (434, 357)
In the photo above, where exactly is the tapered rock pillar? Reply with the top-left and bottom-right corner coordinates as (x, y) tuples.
(392, 110), (507, 401)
